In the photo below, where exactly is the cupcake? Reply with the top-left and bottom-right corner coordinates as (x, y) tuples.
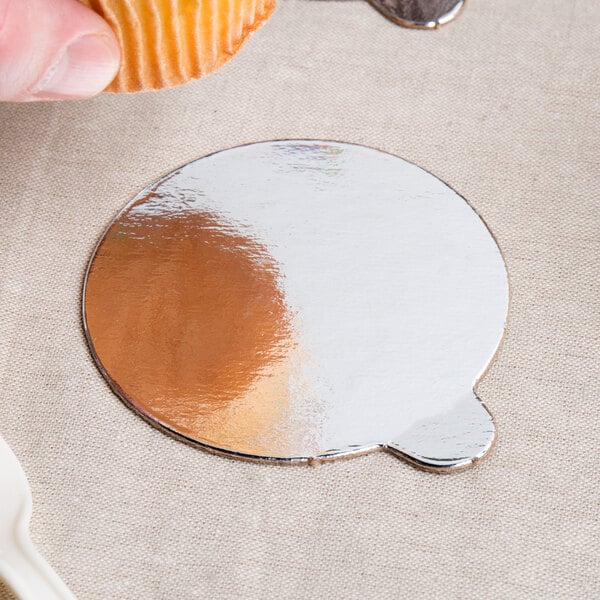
(80, 0), (276, 92)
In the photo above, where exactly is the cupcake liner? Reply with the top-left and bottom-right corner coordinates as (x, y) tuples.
(81, 0), (276, 92)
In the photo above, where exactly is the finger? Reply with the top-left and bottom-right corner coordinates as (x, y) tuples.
(0, 0), (120, 102)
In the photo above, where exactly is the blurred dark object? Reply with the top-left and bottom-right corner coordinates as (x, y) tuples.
(368, 0), (465, 28)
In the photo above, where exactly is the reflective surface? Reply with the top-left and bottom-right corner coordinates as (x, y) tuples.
(83, 141), (508, 470)
(367, 0), (465, 29)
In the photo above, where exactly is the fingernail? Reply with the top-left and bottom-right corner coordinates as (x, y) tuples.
(33, 34), (120, 100)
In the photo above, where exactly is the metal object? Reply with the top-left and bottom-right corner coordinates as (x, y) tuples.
(83, 140), (508, 471)
(368, 0), (465, 29)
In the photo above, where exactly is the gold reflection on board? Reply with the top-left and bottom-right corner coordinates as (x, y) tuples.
(84, 194), (310, 456)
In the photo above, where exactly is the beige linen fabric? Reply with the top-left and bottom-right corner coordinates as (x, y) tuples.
(1, 0), (599, 598)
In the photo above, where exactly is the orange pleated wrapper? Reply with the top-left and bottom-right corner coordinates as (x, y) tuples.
(80, 0), (276, 92)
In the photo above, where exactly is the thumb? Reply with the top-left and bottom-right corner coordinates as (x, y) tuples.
(0, 0), (120, 101)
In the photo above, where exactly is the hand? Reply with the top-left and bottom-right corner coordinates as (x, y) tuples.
(0, 0), (120, 102)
